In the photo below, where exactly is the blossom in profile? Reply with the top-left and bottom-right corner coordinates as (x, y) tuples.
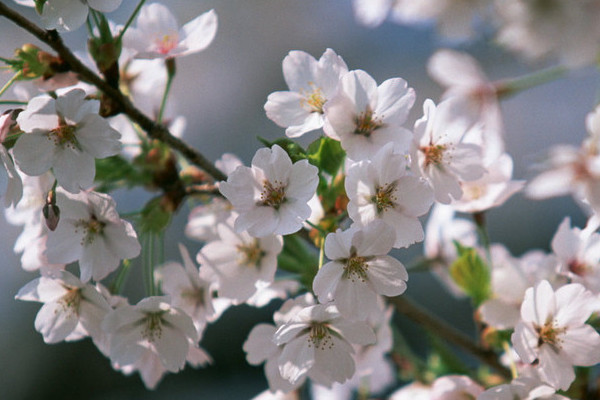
(123, 3), (217, 59)
(13, 89), (121, 193)
(219, 145), (319, 237)
(313, 221), (408, 321)
(46, 190), (141, 282)
(0, 111), (22, 207)
(479, 376), (569, 400)
(411, 98), (485, 204)
(511, 280), (600, 390)
(15, 270), (111, 344)
(323, 69), (415, 161)
(264, 48), (348, 138)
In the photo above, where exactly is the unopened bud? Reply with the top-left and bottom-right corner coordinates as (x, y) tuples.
(43, 203), (60, 231)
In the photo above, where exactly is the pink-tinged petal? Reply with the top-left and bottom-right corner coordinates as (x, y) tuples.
(353, 0), (392, 27)
(244, 323), (278, 364)
(279, 335), (315, 384)
(538, 345), (575, 391)
(35, 301), (79, 343)
(12, 133), (55, 176)
(103, 221), (141, 260)
(154, 323), (191, 372)
(323, 94), (355, 141)
(76, 114), (121, 158)
(286, 160), (319, 200)
(526, 168), (576, 199)
(479, 299), (520, 330)
(16, 95), (57, 132)
(52, 148), (95, 193)
(46, 222), (84, 266)
(274, 322), (309, 345)
(427, 49), (486, 89)
(79, 288), (111, 338)
(179, 9), (218, 56)
(137, 3), (179, 36)
(324, 229), (353, 261)
(511, 322), (539, 364)
(366, 256), (408, 296)
(340, 70), (378, 112)
(335, 276), (377, 320)
(521, 280), (555, 325)
(429, 166), (462, 204)
(560, 325), (600, 366)
(265, 357), (300, 392)
(16, 277), (65, 302)
(55, 89), (90, 123)
(313, 261), (344, 304)
(395, 176), (434, 217)
(375, 78), (415, 126)
(384, 212), (425, 249)
(87, 0), (122, 12)
(315, 48), (348, 93)
(41, 0), (88, 31)
(265, 91), (311, 128)
(331, 319), (376, 345)
(282, 51), (320, 92)
(554, 283), (595, 327)
(352, 220), (395, 255)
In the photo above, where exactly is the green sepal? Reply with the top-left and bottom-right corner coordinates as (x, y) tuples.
(34, 0), (47, 14)
(94, 155), (151, 192)
(276, 235), (318, 290)
(306, 136), (344, 176)
(138, 197), (172, 234)
(449, 242), (491, 307)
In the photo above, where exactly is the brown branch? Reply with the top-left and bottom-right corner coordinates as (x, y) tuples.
(388, 295), (512, 379)
(0, 2), (227, 182)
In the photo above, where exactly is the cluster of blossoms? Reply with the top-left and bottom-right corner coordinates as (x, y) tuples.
(3, 0), (600, 399)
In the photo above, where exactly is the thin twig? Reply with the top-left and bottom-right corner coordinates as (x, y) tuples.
(0, 3), (227, 182)
(388, 295), (512, 379)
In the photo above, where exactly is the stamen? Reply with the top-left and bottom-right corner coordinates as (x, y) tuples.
(308, 322), (334, 351)
(236, 239), (266, 267)
(142, 313), (164, 343)
(300, 83), (326, 113)
(259, 179), (287, 209)
(420, 143), (446, 169)
(354, 107), (382, 137)
(371, 182), (397, 215)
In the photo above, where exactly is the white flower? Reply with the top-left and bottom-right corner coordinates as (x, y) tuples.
(46, 190), (141, 282)
(389, 382), (432, 400)
(345, 142), (434, 248)
(264, 49), (348, 138)
(313, 221), (408, 321)
(495, 0), (600, 67)
(185, 197), (233, 242)
(0, 111), (23, 207)
(197, 215), (283, 304)
(429, 375), (484, 400)
(123, 3), (217, 59)
(274, 303), (376, 387)
(102, 296), (199, 377)
(13, 89), (121, 193)
(219, 145), (319, 237)
(551, 217), (600, 292)
(511, 280), (600, 390)
(18, 0), (123, 31)
(478, 376), (569, 400)
(323, 69), (415, 161)
(15, 270), (111, 344)
(411, 98), (486, 204)
(352, 0), (393, 27)
(156, 244), (225, 336)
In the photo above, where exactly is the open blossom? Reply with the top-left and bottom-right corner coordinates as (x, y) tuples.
(313, 221), (408, 321)
(479, 376), (569, 400)
(123, 3), (217, 59)
(46, 190), (141, 282)
(495, 0), (600, 67)
(411, 98), (486, 204)
(511, 280), (600, 390)
(429, 375), (484, 400)
(274, 303), (376, 387)
(219, 145), (319, 237)
(264, 49), (348, 138)
(15, 270), (111, 344)
(323, 69), (415, 161)
(0, 111), (23, 207)
(345, 143), (433, 248)
(102, 296), (199, 383)
(15, 0), (122, 31)
(13, 89), (121, 193)
(196, 215), (283, 304)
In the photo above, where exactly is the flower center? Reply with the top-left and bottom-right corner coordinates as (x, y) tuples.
(420, 143), (447, 169)
(568, 259), (588, 277)
(371, 182), (397, 215)
(75, 215), (106, 245)
(155, 33), (178, 55)
(142, 312), (164, 343)
(236, 239), (265, 267)
(59, 286), (81, 316)
(49, 121), (79, 149)
(259, 179), (287, 209)
(463, 183), (486, 200)
(300, 83), (326, 114)
(181, 287), (206, 312)
(354, 107), (382, 137)
(536, 319), (566, 349)
(308, 322), (333, 350)
(342, 248), (371, 282)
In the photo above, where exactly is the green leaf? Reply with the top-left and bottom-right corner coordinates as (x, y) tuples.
(34, 0), (47, 14)
(277, 235), (318, 290)
(256, 136), (307, 163)
(94, 155), (149, 192)
(307, 137), (344, 176)
(449, 243), (491, 306)
(138, 197), (172, 234)
(427, 333), (471, 377)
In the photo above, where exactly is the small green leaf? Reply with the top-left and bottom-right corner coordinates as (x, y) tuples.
(138, 197), (172, 234)
(449, 243), (491, 306)
(307, 137), (344, 176)
(256, 136), (307, 163)
(94, 155), (150, 192)
(34, 0), (47, 14)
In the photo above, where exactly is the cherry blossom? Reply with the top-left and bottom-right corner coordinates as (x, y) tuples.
(264, 48), (348, 138)
(12, 89), (121, 193)
(123, 3), (217, 59)
(313, 221), (408, 320)
(45, 190), (141, 282)
(219, 145), (319, 237)
(15, 270), (111, 344)
(323, 69), (415, 161)
(411, 98), (486, 204)
(345, 142), (433, 248)
(511, 280), (600, 390)
(429, 375), (484, 400)
(479, 376), (569, 400)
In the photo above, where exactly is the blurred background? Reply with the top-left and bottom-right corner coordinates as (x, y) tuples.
(0, 0), (597, 399)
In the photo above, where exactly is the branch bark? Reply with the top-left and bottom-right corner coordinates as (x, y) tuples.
(0, 3), (227, 182)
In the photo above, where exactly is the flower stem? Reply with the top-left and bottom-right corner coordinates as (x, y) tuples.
(110, 259), (132, 294)
(157, 58), (175, 124)
(388, 295), (511, 379)
(496, 65), (567, 99)
(117, 0), (146, 44)
(0, 100), (27, 105)
(0, 71), (22, 98)
(473, 211), (491, 263)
